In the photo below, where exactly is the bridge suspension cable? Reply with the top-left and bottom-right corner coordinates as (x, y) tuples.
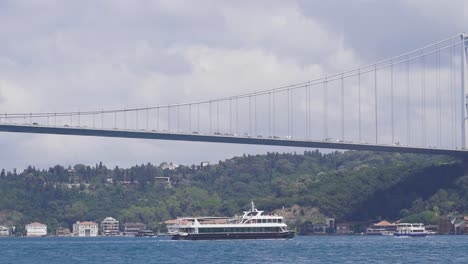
(1, 34), (466, 152)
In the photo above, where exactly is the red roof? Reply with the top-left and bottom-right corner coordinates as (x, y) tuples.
(373, 220), (395, 227)
(164, 219), (189, 225)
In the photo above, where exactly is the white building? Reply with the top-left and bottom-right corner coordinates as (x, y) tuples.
(0, 226), (11, 236)
(160, 162), (178, 170)
(100, 217), (119, 236)
(73, 221), (98, 237)
(25, 222), (47, 237)
(201, 161), (210, 167)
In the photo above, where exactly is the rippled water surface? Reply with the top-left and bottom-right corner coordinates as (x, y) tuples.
(0, 235), (467, 263)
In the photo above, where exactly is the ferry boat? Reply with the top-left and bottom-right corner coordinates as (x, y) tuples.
(170, 202), (295, 240)
(393, 223), (428, 237)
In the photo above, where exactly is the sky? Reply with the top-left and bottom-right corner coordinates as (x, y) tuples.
(1, 0), (468, 171)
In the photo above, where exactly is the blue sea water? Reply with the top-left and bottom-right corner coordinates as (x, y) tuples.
(0, 235), (466, 264)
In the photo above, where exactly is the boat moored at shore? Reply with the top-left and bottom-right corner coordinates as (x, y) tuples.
(393, 223), (428, 237)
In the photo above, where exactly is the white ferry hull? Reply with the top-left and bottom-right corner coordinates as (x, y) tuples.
(394, 233), (427, 237)
(172, 231), (295, 240)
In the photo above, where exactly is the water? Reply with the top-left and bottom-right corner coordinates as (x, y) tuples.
(0, 236), (466, 264)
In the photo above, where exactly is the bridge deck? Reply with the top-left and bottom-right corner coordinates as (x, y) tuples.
(0, 124), (467, 156)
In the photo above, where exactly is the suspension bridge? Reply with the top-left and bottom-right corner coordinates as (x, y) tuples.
(1, 33), (468, 156)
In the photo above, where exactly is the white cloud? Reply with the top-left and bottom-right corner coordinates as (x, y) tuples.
(404, 0), (468, 27)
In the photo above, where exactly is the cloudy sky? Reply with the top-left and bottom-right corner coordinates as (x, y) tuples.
(0, 0), (467, 171)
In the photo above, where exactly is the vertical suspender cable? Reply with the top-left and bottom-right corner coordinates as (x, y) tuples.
(217, 101), (219, 133)
(324, 76), (328, 139)
(358, 69), (362, 142)
(254, 93), (257, 136)
(374, 64), (378, 144)
(268, 92), (271, 137)
(305, 85), (308, 138)
(341, 73), (345, 140)
(450, 45), (455, 147)
(437, 48), (441, 147)
(273, 92), (276, 137)
(422, 53), (426, 146)
(229, 99), (232, 134)
(308, 81), (311, 139)
(453, 43), (459, 147)
(460, 34), (466, 149)
(391, 61), (394, 144)
(189, 104), (192, 132)
(209, 101), (212, 134)
(249, 96), (252, 135)
(407, 56), (411, 146)
(287, 87), (290, 137)
(291, 86), (294, 138)
(236, 97), (239, 135)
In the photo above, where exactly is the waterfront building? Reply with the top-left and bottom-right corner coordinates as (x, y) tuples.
(25, 222), (47, 237)
(0, 226), (11, 236)
(366, 220), (396, 235)
(100, 217), (119, 236)
(438, 216), (453, 234)
(122, 222), (146, 236)
(336, 224), (353, 234)
(312, 223), (328, 233)
(55, 227), (72, 236)
(73, 221), (98, 237)
(438, 214), (468, 234)
(454, 220), (465, 234)
(326, 218), (335, 229)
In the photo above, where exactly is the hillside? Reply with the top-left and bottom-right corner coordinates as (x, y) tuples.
(0, 150), (467, 233)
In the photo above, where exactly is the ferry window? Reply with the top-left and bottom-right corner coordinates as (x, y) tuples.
(268, 219), (272, 223)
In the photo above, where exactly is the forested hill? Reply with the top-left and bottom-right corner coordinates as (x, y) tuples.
(0, 150), (467, 233)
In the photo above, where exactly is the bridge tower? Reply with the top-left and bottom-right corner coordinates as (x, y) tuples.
(462, 33), (468, 149)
